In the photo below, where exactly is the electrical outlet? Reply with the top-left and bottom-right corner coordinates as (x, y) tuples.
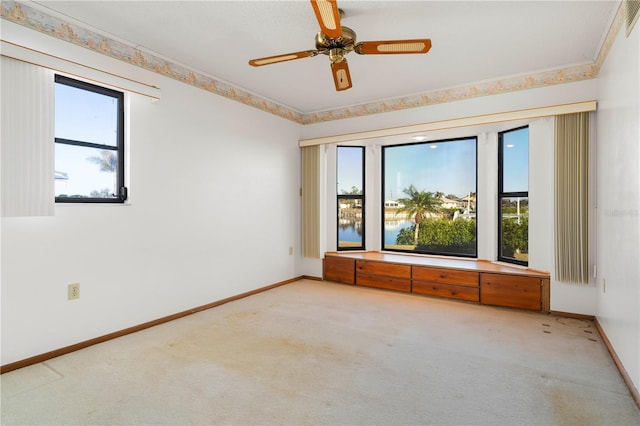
(602, 278), (606, 294)
(68, 283), (80, 300)
(289, 246), (294, 255)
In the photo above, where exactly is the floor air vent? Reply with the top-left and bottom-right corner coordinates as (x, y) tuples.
(626, 0), (640, 36)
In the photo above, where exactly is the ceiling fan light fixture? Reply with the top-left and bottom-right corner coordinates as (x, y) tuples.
(329, 48), (345, 63)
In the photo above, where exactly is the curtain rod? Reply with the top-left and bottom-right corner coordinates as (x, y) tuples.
(1, 40), (161, 100)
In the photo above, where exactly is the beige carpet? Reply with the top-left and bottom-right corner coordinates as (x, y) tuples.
(2, 279), (639, 425)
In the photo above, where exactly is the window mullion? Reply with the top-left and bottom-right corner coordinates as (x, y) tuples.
(55, 138), (118, 151)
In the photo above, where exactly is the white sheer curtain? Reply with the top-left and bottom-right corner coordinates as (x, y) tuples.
(1, 56), (55, 217)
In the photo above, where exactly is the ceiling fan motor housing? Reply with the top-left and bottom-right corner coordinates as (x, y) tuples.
(315, 26), (356, 61)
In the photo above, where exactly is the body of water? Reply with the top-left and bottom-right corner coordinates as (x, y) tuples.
(338, 219), (362, 243)
(338, 219), (413, 245)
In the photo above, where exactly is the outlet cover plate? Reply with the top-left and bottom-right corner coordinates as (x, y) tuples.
(68, 283), (80, 300)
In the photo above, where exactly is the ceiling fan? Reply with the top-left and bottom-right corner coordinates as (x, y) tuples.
(248, 0), (432, 91)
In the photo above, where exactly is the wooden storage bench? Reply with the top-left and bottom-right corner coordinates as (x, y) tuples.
(323, 251), (550, 313)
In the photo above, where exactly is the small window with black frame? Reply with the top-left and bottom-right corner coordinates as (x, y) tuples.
(337, 146), (365, 250)
(54, 75), (127, 203)
(498, 126), (529, 265)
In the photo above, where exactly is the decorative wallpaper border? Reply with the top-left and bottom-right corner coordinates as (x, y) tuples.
(0, 1), (304, 124)
(1, 1), (622, 125)
(303, 63), (599, 124)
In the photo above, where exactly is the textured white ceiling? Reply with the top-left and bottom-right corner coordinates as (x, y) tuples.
(32, 0), (618, 114)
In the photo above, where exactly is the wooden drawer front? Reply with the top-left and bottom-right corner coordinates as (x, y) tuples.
(413, 280), (479, 302)
(412, 266), (478, 287)
(356, 260), (411, 279)
(324, 256), (355, 284)
(356, 273), (411, 292)
(480, 273), (541, 311)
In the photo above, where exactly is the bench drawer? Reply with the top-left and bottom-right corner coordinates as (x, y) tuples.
(413, 280), (479, 302)
(356, 273), (411, 292)
(480, 273), (541, 311)
(324, 256), (355, 284)
(412, 266), (478, 287)
(356, 260), (411, 279)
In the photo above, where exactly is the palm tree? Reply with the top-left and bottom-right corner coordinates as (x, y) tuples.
(396, 185), (443, 246)
(87, 150), (117, 172)
(87, 150), (118, 197)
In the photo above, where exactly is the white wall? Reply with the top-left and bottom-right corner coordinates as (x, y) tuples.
(595, 23), (640, 391)
(1, 44), (302, 365)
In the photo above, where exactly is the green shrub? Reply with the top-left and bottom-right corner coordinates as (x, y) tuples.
(396, 218), (477, 255)
(501, 216), (528, 257)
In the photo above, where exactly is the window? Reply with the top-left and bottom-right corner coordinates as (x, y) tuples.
(498, 126), (529, 265)
(337, 146), (364, 250)
(54, 75), (126, 203)
(382, 137), (477, 257)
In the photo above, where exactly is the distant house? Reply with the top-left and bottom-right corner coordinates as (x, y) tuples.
(384, 200), (404, 208)
(54, 171), (68, 180)
(54, 170), (69, 195)
(461, 193), (476, 211)
(339, 199), (363, 209)
(439, 196), (464, 209)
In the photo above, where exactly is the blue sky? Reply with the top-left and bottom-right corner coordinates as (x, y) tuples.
(384, 138), (477, 200)
(337, 146), (364, 194)
(54, 81), (119, 196)
(501, 127), (529, 193)
(338, 129), (529, 201)
(55, 82), (118, 146)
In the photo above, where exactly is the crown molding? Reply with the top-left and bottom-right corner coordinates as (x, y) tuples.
(1, 1), (623, 125)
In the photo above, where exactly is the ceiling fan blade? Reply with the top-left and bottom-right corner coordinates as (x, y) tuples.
(355, 39), (432, 55)
(249, 50), (317, 67)
(331, 60), (352, 91)
(310, 0), (342, 39)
